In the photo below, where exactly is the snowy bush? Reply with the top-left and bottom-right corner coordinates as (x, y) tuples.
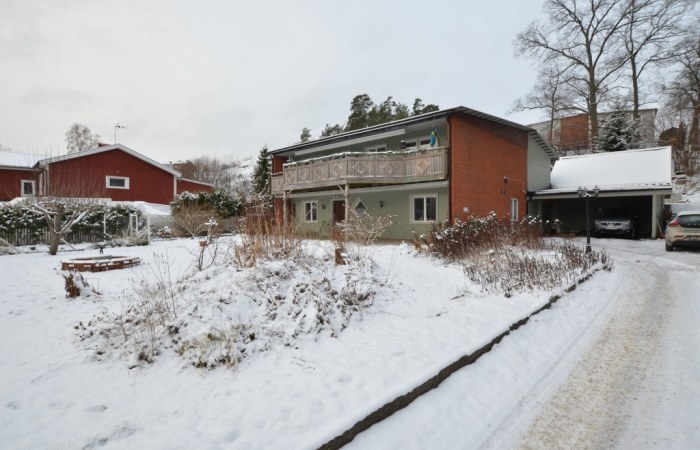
(77, 241), (383, 370)
(463, 241), (611, 296)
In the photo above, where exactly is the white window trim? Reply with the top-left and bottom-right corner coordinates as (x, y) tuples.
(365, 144), (387, 152)
(410, 193), (438, 224)
(20, 180), (35, 197)
(510, 198), (519, 221)
(303, 200), (318, 223)
(106, 175), (130, 189)
(352, 197), (368, 216)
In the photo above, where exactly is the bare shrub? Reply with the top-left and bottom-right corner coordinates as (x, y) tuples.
(173, 203), (220, 238)
(332, 210), (395, 261)
(232, 220), (302, 268)
(58, 270), (100, 299)
(463, 241), (611, 296)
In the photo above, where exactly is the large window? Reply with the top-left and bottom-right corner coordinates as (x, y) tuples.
(304, 201), (318, 222)
(412, 194), (437, 222)
(21, 180), (35, 197)
(106, 176), (130, 189)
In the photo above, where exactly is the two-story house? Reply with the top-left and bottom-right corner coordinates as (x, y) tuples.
(270, 107), (557, 240)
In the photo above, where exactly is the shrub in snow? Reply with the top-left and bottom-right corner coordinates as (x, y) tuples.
(77, 239), (383, 370)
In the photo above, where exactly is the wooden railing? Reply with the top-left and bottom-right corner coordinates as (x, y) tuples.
(272, 147), (448, 193)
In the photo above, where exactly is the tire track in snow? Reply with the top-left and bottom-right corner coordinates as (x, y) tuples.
(519, 257), (674, 449)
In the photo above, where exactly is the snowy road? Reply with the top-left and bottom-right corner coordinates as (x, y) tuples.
(346, 239), (700, 450)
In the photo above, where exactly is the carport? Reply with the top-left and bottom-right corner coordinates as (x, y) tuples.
(530, 147), (673, 239)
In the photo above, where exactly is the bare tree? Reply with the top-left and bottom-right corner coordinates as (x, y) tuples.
(512, 61), (578, 150)
(665, 33), (700, 147)
(621, 0), (690, 119)
(516, 0), (633, 145)
(65, 123), (100, 153)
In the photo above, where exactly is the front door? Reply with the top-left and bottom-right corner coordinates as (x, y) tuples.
(332, 200), (345, 224)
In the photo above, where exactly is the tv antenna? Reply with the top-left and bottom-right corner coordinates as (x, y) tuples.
(114, 123), (126, 143)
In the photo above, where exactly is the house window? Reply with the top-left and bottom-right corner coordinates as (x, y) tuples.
(106, 176), (130, 189)
(418, 137), (432, 149)
(411, 194), (437, 222)
(402, 139), (417, 151)
(510, 198), (519, 221)
(21, 180), (35, 197)
(304, 201), (318, 222)
(365, 144), (387, 152)
(354, 199), (367, 215)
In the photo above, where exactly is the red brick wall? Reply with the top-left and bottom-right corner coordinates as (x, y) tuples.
(449, 114), (528, 222)
(560, 114), (590, 152)
(177, 179), (214, 194)
(47, 149), (176, 204)
(0, 168), (40, 200)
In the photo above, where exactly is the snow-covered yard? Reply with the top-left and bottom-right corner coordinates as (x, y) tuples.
(0, 233), (610, 449)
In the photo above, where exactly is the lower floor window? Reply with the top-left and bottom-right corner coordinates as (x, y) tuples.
(510, 198), (519, 221)
(304, 201), (318, 222)
(106, 175), (129, 189)
(412, 195), (437, 222)
(21, 180), (35, 196)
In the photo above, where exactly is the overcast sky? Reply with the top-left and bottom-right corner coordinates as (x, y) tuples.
(1, 0), (547, 163)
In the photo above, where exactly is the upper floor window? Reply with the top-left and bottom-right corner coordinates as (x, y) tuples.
(21, 180), (35, 197)
(106, 176), (130, 189)
(365, 144), (387, 152)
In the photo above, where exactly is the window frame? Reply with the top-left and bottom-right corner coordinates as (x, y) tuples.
(510, 198), (519, 222)
(353, 198), (368, 216)
(303, 200), (318, 223)
(410, 193), (438, 223)
(106, 175), (130, 190)
(365, 144), (387, 153)
(20, 180), (35, 197)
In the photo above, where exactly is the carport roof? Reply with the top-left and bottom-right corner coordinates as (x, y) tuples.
(533, 146), (673, 199)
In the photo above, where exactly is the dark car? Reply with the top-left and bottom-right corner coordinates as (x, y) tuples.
(593, 210), (638, 239)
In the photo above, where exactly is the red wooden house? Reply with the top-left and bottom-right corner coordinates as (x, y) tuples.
(0, 144), (213, 203)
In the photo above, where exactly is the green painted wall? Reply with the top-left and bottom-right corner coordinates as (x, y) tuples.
(291, 185), (449, 240)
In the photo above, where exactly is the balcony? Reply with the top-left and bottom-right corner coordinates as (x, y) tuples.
(271, 146), (448, 194)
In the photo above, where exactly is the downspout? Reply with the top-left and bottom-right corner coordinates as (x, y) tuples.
(447, 116), (453, 224)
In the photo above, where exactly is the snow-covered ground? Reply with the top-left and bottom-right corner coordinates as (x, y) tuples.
(1, 234), (695, 449)
(347, 238), (700, 450)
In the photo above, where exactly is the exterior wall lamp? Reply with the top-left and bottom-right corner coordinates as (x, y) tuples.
(577, 185), (600, 253)
(379, 201), (384, 208)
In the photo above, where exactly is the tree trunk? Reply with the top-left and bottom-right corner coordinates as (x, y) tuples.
(690, 103), (700, 146)
(630, 58), (640, 120)
(48, 204), (63, 256)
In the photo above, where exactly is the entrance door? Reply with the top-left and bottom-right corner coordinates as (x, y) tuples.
(332, 200), (346, 224)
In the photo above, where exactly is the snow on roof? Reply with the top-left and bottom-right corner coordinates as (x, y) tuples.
(550, 146), (672, 190)
(0, 151), (43, 168)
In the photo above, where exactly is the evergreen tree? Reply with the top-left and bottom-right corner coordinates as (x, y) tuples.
(411, 98), (439, 116)
(367, 97), (395, 126)
(320, 123), (344, 137)
(252, 145), (271, 201)
(595, 110), (643, 152)
(300, 127), (312, 142)
(345, 94), (374, 131)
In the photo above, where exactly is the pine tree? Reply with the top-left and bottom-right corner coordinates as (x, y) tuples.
(345, 94), (374, 131)
(300, 127), (312, 142)
(252, 146), (271, 202)
(320, 123), (344, 137)
(595, 110), (643, 152)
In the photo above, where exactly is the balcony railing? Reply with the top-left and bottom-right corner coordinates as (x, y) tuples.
(271, 146), (448, 194)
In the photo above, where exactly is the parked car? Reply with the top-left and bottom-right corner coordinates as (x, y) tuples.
(665, 210), (700, 251)
(593, 210), (638, 239)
